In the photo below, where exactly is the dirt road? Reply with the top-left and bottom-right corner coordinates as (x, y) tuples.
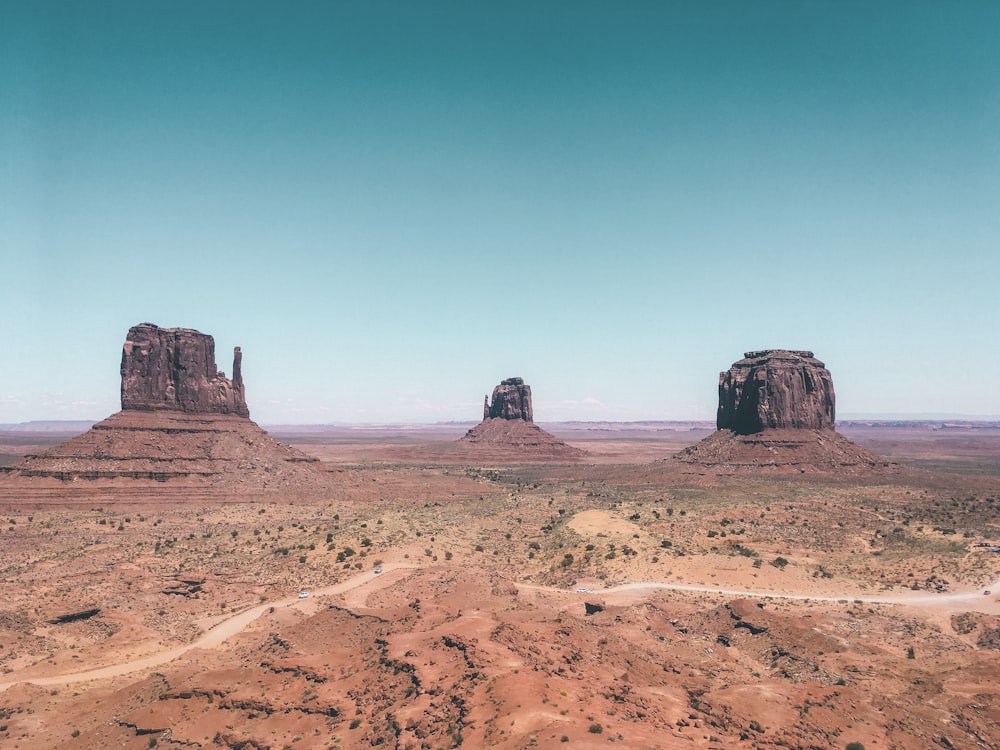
(0, 565), (415, 693)
(2, 565), (996, 693)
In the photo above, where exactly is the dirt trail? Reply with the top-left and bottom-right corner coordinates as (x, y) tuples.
(593, 578), (1000, 609)
(0, 564), (417, 693)
(2, 565), (997, 693)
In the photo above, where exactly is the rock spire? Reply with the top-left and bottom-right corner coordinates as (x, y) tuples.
(120, 323), (249, 418)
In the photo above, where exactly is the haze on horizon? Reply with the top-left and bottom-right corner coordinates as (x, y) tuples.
(3, 2), (998, 425)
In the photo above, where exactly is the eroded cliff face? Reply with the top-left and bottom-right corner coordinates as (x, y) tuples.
(2, 324), (334, 488)
(120, 323), (249, 418)
(485, 377), (533, 422)
(717, 350), (835, 434)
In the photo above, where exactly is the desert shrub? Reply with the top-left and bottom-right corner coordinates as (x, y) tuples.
(772, 556), (789, 569)
(845, 743), (865, 750)
(588, 723), (603, 734)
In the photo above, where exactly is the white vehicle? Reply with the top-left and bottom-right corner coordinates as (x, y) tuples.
(298, 591), (310, 599)
(374, 566), (383, 574)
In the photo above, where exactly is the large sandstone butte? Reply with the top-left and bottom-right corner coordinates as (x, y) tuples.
(717, 350), (835, 434)
(678, 349), (889, 474)
(1, 323), (330, 500)
(484, 377), (533, 422)
(120, 323), (249, 417)
(461, 377), (584, 460)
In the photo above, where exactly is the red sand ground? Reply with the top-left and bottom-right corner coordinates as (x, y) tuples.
(0, 423), (999, 749)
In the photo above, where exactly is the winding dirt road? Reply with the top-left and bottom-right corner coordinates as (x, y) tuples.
(0, 565), (414, 693)
(2, 564), (997, 693)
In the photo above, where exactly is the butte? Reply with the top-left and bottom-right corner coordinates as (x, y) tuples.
(675, 349), (890, 474)
(458, 377), (585, 460)
(0, 323), (330, 505)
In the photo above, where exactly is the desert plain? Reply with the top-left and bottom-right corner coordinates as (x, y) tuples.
(1, 421), (999, 750)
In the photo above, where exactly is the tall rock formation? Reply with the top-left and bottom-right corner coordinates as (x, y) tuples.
(459, 377), (583, 460)
(717, 350), (834, 434)
(121, 323), (249, 418)
(676, 348), (889, 474)
(2, 323), (329, 495)
(485, 377), (533, 422)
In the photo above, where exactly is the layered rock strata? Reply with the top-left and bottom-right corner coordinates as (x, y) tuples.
(6, 410), (322, 484)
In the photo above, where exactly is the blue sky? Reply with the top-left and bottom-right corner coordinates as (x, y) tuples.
(2, 1), (998, 423)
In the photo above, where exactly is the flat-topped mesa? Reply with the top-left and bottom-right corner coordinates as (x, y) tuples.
(120, 323), (250, 418)
(717, 349), (835, 434)
(485, 377), (533, 422)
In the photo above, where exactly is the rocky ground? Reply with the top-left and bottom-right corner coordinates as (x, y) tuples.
(0, 426), (999, 749)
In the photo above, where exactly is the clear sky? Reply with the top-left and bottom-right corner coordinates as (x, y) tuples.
(2, 1), (998, 424)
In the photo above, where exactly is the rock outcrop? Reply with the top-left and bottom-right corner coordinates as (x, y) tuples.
(717, 350), (834, 434)
(1, 323), (331, 497)
(121, 323), (249, 418)
(459, 377), (583, 460)
(677, 348), (890, 475)
(484, 378), (533, 422)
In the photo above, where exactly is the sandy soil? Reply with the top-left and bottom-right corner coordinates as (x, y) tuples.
(1, 424), (999, 749)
